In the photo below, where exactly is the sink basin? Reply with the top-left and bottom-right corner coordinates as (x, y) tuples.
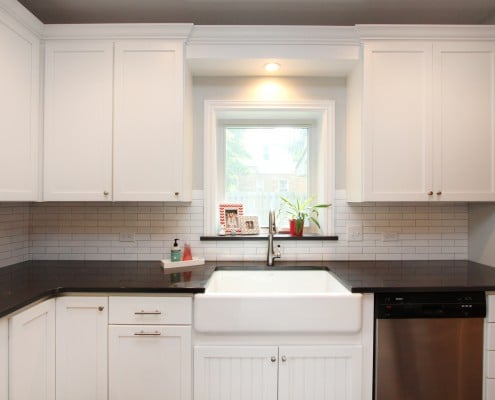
(194, 269), (362, 333)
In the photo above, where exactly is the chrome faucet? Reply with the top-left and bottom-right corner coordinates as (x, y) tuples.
(267, 210), (281, 266)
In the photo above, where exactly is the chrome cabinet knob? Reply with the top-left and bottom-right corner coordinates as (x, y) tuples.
(281, 355), (287, 362)
(428, 191), (433, 196)
(271, 356), (276, 362)
(174, 192), (179, 196)
(103, 191), (109, 196)
(98, 306), (104, 311)
(436, 191), (442, 195)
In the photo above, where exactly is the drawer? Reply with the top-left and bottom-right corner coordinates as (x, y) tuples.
(109, 296), (191, 325)
(487, 351), (495, 378)
(487, 378), (495, 399)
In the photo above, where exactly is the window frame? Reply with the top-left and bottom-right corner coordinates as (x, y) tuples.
(204, 100), (335, 235)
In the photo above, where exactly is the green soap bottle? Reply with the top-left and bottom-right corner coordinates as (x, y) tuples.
(171, 238), (182, 261)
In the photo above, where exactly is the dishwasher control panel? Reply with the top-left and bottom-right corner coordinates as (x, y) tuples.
(375, 291), (486, 319)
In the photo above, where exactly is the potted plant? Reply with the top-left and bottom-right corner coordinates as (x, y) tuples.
(279, 196), (331, 236)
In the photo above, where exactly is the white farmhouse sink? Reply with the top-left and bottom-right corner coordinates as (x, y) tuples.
(194, 269), (362, 333)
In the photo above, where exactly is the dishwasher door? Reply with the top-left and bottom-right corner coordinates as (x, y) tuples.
(375, 318), (484, 400)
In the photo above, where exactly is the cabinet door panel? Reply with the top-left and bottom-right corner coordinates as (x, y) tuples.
(44, 41), (113, 201)
(9, 299), (55, 400)
(0, 16), (39, 200)
(113, 40), (186, 201)
(433, 42), (495, 200)
(56, 297), (108, 400)
(278, 345), (362, 400)
(194, 346), (278, 400)
(109, 325), (191, 400)
(363, 42), (433, 201)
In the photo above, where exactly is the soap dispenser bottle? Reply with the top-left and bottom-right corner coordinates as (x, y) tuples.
(171, 238), (182, 262)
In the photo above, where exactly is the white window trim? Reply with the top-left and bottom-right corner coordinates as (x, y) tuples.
(204, 100), (335, 236)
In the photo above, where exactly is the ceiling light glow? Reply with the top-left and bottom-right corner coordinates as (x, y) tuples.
(264, 62), (281, 72)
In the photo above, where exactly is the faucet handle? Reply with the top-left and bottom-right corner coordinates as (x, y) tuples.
(269, 210), (277, 234)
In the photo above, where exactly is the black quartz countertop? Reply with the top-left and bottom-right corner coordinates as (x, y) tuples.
(1, 259), (495, 318)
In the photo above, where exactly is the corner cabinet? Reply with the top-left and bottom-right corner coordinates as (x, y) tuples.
(347, 40), (495, 202)
(43, 39), (192, 202)
(9, 299), (55, 400)
(0, 11), (40, 201)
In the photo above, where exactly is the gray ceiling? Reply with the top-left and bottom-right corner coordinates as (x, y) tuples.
(17, 0), (495, 25)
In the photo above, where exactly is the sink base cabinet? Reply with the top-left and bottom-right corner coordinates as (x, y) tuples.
(194, 345), (362, 400)
(109, 325), (191, 400)
(56, 297), (108, 400)
(9, 299), (55, 400)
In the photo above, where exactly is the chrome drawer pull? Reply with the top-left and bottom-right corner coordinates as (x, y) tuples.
(134, 310), (162, 315)
(134, 330), (161, 336)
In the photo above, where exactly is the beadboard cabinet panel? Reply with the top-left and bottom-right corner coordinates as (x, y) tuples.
(0, 14), (39, 201)
(43, 41), (113, 201)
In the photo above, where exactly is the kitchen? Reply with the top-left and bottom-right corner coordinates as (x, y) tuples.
(2, 0), (495, 399)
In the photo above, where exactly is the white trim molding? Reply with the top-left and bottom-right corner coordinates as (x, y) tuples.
(204, 99), (335, 236)
(0, 0), (43, 37)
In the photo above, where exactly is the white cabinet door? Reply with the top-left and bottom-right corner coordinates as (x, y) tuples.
(432, 42), (495, 201)
(113, 40), (192, 201)
(361, 41), (433, 201)
(0, 317), (7, 400)
(9, 299), (55, 400)
(0, 14), (39, 201)
(194, 346), (278, 400)
(44, 40), (113, 201)
(56, 296), (108, 400)
(109, 325), (191, 400)
(278, 345), (362, 400)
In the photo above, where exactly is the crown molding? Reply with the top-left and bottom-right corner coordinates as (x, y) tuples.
(42, 23), (194, 40)
(356, 24), (495, 40)
(188, 25), (359, 45)
(0, 0), (43, 37)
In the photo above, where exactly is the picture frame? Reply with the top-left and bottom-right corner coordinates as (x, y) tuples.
(219, 203), (244, 234)
(239, 216), (260, 235)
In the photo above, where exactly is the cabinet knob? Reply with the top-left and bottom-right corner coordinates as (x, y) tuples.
(436, 191), (442, 195)
(270, 356), (276, 362)
(428, 191), (434, 196)
(174, 192), (179, 196)
(98, 306), (104, 312)
(281, 355), (287, 362)
(103, 191), (109, 196)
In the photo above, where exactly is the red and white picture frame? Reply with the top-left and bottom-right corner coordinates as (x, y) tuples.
(219, 203), (244, 234)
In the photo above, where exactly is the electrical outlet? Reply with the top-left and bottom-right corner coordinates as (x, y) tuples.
(119, 232), (135, 242)
(347, 225), (362, 241)
(382, 231), (399, 242)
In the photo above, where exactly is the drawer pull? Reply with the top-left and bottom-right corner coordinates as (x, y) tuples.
(134, 330), (161, 336)
(134, 310), (162, 315)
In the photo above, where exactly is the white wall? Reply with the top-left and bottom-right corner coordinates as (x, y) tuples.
(469, 204), (495, 266)
(192, 76), (348, 189)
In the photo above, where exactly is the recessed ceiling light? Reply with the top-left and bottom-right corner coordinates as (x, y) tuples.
(264, 62), (280, 72)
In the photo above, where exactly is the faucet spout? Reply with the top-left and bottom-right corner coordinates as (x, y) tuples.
(267, 210), (281, 266)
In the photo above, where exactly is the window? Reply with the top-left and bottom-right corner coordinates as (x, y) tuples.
(220, 126), (309, 227)
(204, 100), (334, 235)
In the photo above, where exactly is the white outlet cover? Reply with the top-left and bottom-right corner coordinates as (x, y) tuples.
(347, 225), (362, 241)
(382, 232), (399, 241)
(119, 232), (135, 242)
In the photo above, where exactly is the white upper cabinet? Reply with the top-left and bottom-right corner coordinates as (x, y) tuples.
(348, 39), (495, 202)
(113, 40), (191, 201)
(43, 38), (192, 202)
(43, 41), (114, 201)
(0, 13), (40, 201)
(432, 42), (495, 201)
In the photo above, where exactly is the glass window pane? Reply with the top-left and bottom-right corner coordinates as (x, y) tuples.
(223, 126), (309, 226)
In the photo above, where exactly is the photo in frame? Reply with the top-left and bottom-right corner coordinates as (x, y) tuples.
(219, 203), (244, 234)
(239, 216), (260, 235)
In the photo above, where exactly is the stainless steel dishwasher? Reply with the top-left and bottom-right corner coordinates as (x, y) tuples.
(374, 292), (486, 400)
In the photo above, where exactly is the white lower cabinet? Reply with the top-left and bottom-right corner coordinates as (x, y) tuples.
(9, 299), (55, 400)
(109, 325), (191, 400)
(1, 317), (7, 400)
(194, 345), (362, 400)
(56, 296), (108, 400)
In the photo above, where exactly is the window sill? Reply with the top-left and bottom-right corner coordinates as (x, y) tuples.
(199, 234), (339, 241)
